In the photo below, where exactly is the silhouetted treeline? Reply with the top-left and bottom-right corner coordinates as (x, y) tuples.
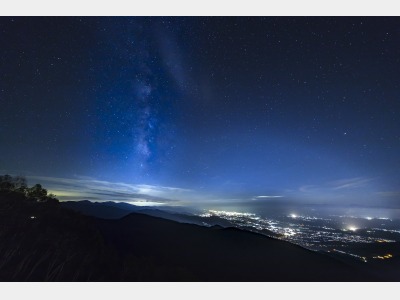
(0, 174), (57, 203)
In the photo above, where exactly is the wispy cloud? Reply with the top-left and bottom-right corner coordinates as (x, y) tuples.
(376, 191), (400, 198)
(299, 177), (373, 194)
(329, 177), (372, 190)
(26, 175), (192, 206)
(157, 29), (188, 91)
(299, 185), (317, 193)
(252, 195), (283, 200)
(293, 176), (386, 206)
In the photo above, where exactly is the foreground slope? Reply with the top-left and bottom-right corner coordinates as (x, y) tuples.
(95, 212), (377, 281)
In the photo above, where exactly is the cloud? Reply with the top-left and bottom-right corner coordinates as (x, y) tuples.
(298, 185), (317, 193)
(156, 27), (191, 93)
(299, 177), (373, 194)
(252, 195), (283, 200)
(293, 177), (386, 207)
(329, 177), (373, 190)
(376, 191), (400, 198)
(26, 175), (191, 206)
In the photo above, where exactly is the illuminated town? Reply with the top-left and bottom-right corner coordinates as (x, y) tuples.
(198, 210), (399, 262)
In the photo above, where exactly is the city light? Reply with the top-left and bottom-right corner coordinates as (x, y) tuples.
(348, 226), (358, 232)
(198, 209), (397, 262)
(373, 254), (393, 260)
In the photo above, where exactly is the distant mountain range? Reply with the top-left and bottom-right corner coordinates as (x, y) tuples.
(1, 194), (397, 281)
(61, 200), (236, 228)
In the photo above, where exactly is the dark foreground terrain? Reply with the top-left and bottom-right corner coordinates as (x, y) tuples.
(0, 189), (397, 281)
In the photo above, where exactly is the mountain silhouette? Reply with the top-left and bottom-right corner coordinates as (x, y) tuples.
(61, 200), (235, 228)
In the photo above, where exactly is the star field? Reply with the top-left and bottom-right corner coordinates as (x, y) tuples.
(1, 17), (399, 209)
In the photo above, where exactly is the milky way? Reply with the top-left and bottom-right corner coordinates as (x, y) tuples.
(1, 17), (400, 209)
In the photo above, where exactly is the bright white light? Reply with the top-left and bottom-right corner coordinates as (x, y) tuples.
(208, 210), (255, 217)
(365, 217), (373, 220)
(283, 228), (296, 236)
(290, 214), (297, 218)
(129, 201), (165, 207)
(348, 226), (358, 231)
(200, 213), (212, 218)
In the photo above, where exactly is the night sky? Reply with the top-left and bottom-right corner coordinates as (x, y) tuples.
(1, 17), (400, 210)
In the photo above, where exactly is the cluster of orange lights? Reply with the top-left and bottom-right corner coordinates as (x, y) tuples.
(373, 254), (393, 260)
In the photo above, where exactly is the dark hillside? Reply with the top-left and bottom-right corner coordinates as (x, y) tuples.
(0, 190), (114, 281)
(61, 200), (135, 219)
(95, 213), (379, 281)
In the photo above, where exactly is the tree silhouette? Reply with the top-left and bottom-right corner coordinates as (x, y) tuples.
(0, 174), (57, 203)
(0, 174), (15, 190)
(14, 176), (28, 194)
(27, 184), (48, 201)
